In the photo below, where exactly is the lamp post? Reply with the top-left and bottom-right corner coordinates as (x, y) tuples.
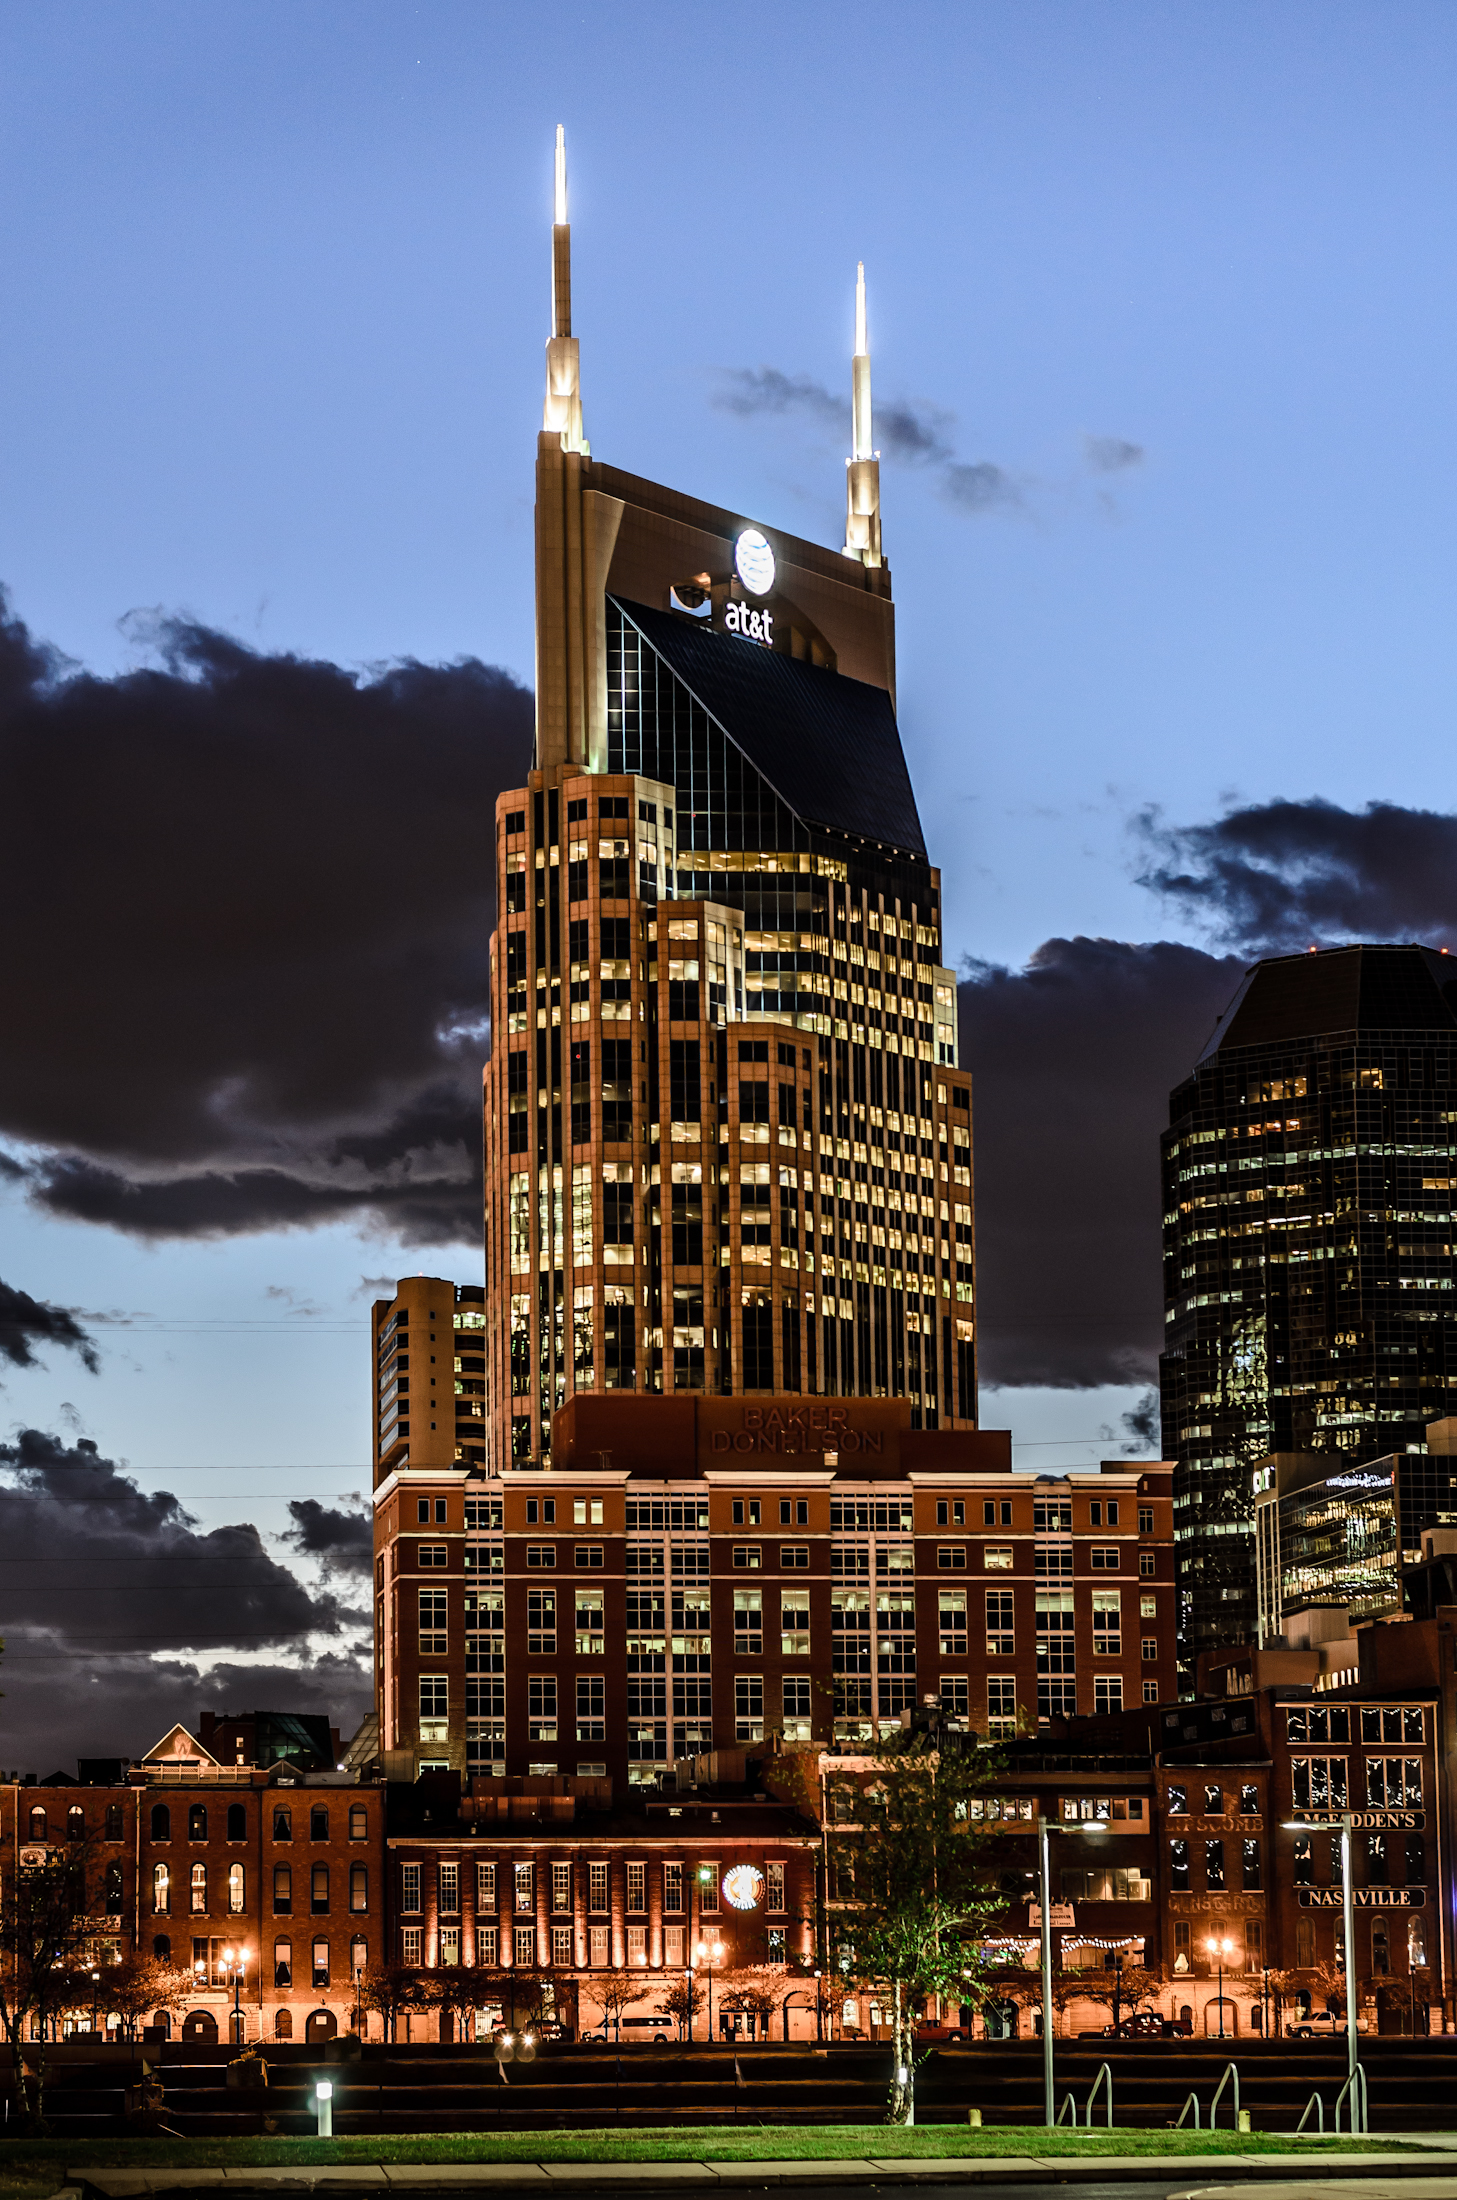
(695, 1935), (722, 2044)
(90, 1969), (100, 2038)
(1109, 1950), (1124, 2037)
(1034, 1816), (1107, 2129)
(1204, 1936), (1233, 2039)
(813, 1967), (823, 2045)
(1284, 1811), (1359, 2115)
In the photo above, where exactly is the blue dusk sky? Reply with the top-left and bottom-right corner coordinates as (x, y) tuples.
(4, 1), (1457, 1756)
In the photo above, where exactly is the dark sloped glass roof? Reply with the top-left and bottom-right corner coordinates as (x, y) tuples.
(1196, 944), (1457, 1063)
(615, 598), (926, 860)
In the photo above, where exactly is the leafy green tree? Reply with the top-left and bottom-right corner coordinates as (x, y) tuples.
(828, 1734), (1004, 2124)
(357, 1961), (427, 2043)
(0, 1836), (102, 2127)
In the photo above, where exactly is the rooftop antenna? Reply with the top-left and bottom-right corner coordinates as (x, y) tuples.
(844, 261), (881, 567)
(543, 125), (587, 454)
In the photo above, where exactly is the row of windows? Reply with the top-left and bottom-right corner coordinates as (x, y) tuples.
(152, 1862), (368, 1915)
(401, 1921), (755, 1971)
(398, 1858), (786, 1915)
(145, 1802), (369, 1843)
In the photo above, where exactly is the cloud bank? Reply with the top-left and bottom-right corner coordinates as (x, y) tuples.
(0, 1281), (98, 1375)
(0, 589), (531, 1247)
(0, 1428), (370, 1772)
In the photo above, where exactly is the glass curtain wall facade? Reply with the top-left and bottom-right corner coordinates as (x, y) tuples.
(1161, 944), (1457, 1668)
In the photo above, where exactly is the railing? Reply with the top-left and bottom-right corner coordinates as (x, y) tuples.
(1209, 2062), (1240, 2130)
(1333, 2064), (1367, 2136)
(1084, 2061), (1113, 2129)
(1056, 2090), (1079, 2126)
(1175, 2092), (1201, 2129)
(1296, 2091), (1325, 2134)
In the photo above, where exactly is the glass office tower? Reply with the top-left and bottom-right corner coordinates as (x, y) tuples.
(462, 154), (974, 1474)
(1161, 943), (1457, 1666)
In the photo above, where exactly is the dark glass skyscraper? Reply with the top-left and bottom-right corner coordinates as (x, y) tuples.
(1160, 943), (1457, 1665)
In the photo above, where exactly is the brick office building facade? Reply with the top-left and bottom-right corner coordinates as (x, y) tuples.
(370, 1389), (1178, 1784)
(0, 1726), (389, 2045)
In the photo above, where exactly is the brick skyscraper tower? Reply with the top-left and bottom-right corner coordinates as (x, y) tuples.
(475, 137), (973, 1471)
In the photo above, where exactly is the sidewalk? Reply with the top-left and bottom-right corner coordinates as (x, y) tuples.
(61, 2155), (1457, 2195)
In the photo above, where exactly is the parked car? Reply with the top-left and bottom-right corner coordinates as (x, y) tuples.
(913, 2022), (968, 2045)
(1287, 2009), (1367, 2039)
(1090, 2011), (1188, 2040)
(619, 2015), (671, 2043)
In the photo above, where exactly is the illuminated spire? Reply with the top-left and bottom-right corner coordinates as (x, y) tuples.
(543, 124), (587, 454)
(844, 260), (882, 566)
(852, 261), (871, 459)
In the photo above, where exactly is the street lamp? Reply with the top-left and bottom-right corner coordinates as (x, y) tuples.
(90, 1969), (100, 2038)
(695, 1935), (723, 2044)
(1034, 1816), (1107, 2130)
(1204, 1936), (1233, 2039)
(1284, 1811), (1359, 2114)
(219, 1946), (248, 2045)
(813, 1968), (823, 2045)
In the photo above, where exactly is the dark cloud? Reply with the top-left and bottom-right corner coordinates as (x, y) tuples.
(1136, 797), (1457, 956)
(712, 367), (844, 432)
(1119, 1388), (1161, 1452)
(0, 1280), (99, 1375)
(0, 1429), (369, 1773)
(1085, 435), (1144, 474)
(960, 937), (1245, 1389)
(284, 1497), (372, 1579)
(715, 371), (998, 493)
(942, 461), (1021, 513)
(0, 588), (531, 1245)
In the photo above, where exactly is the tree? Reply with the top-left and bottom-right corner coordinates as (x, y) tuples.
(654, 1972), (704, 2042)
(357, 1962), (428, 2043)
(590, 1968), (650, 2041)
(426, 1963), (495, 2044)
(1056, 1960), (1163, 2035)
(829, 1734), (1005, 2123)
(0, 1837), (102, 2128)
(718, 1966), (786, 2043)
(93, 1951), (192, 2044)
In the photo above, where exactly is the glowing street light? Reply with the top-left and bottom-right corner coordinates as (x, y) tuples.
(1204, 1935), (1234, 2038)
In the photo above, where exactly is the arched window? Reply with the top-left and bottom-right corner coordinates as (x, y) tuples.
(27, 1807), (46, 1842)
(273, 1937), (292, 1988)
(105, 1803), (124, 1841)
(311, 1864), (329, 1914)
(349, 1934), (368, 1979)
(350, 1864), (368, 1913)
(273, 1864), (292, 1914)
(104, 1861), (124, 1915)
(150, 1804), (171, 1842)
(274, 2008), (293, 2039)
(151, 2011), (172, 2039)
(152, 1863), (171, 1915)
(226, 1803), (247, 1841)
(152, 1934), (171, 1961)
(310, 1805), (329, 1841)
(311, 1938), (330, 1988)
(228, 1863), (245, 1914)
(1410, 1916), (1427, 1968)
(190, 1863), (207, 1914)
(67, 1805), (85, 1840)
(188, 1804), (207, 1841)
(349, 1804), (367, 1841)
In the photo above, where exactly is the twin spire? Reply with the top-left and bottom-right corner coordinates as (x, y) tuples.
(540, 129), (882, 566)
(542, 125), (586, 455)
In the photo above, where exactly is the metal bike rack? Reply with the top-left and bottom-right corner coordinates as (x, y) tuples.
(1333, 2064), (1368, 2136)
(1296, 2091), (1325, 2133)
(1209, 2062), (1240, 2130)
(1056, 2089), (1079, 2125)
(1175, 2091), (1202, 2129)
(1085, 2061), (1113, 2129)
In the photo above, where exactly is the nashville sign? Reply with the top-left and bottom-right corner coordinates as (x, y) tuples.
(1297, 1887), (1425, 1908)
(1290, 1810), (1424, 1831)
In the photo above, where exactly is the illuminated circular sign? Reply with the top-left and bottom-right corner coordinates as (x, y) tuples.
(722, 1864), (764, 1912)
(733, 529), (776, 597)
